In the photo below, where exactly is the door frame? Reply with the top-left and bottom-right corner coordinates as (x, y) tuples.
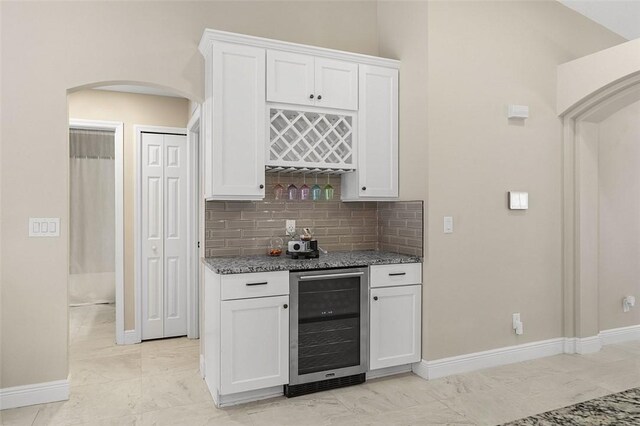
(68, 118), (125, 345)
(186, 105), (202, 339)
(134, 124), (194, 342)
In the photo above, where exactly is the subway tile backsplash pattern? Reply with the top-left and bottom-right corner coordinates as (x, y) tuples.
(378, 201), (423, 257)
(205, 174), (423, 257)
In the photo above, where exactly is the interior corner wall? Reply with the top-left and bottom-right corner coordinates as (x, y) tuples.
(68, 89), (190, 330)
(423, 1), (624, 360)
(0, 0), (378, 389)
(598, 99), (640, 331)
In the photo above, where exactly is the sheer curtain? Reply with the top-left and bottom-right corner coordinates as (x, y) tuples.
(69, 128), (116, 306)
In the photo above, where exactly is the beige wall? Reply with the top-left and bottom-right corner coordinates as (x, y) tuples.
(598, 100), (640, 331)
(68, 89), (190, 330)
(0, 1), (378, 388)
(0, 0), (628, 390)
(423, 0), (623, 359)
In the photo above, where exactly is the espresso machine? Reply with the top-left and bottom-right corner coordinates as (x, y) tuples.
(286, 228), (320, 259)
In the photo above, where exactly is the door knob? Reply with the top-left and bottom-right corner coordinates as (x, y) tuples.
(317, 95), (322, 100)
(259, 184), (264, 189)
(309, 94), (314, 99)
(362, 186), (367, 191)
(373, 296), (378, 301)
(283, 304), (288, 309)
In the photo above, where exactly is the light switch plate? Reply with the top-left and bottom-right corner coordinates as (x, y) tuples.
(444, 216), (454, 234)
(29, 218), (60, 237)
(509, 192), (528, 210)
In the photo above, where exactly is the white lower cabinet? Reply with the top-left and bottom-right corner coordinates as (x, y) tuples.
(220, 295), (289, 394)
(203, 268), (289, 406)
(370, 284), (421, 370)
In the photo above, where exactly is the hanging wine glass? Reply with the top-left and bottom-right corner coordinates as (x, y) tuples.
(323, 174), (334, 200)
(300, 174), (310, 201)
(288, 183), (299, 201)
(273, 173), (285, 200)
(311, 173), (322, 201)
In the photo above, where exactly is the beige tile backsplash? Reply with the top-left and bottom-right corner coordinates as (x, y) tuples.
(205, 174), (423, 257)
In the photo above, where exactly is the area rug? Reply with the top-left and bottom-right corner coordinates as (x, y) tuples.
(503, 387), (640, 425)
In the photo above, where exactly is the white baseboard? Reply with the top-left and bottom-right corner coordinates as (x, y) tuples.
(599, 324), (640, 345)
(216, 386), (283, 408)
(122, 330), (140, 345)
(367, 364), (412, 380)
(573, 336), (602, 354)
(412, 329), (640, 382)
(415, 338), (565, 380)
(200, 354), (206, 379)
(0, 378), (69, 410)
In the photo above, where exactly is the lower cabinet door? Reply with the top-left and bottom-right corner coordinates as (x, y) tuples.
(370, 285), (421, 370)
(220, 295), (289, 394)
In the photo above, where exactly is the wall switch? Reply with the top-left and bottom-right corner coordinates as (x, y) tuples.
(286, 220), (296, 236)
(29, 218), (60, 237)
(509, 191), (528, 210)
(512, 313), (524, 335)
(444, 216), (453, 234)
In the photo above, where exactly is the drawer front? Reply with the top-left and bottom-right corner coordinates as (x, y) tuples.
(370, 263), (422, 288)
(221, 271), (289, 300)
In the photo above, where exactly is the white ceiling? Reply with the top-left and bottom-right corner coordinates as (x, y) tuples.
(559, 0), (640, 40)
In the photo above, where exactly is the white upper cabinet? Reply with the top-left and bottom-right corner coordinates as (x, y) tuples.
(199, 30), (399, 200)
(267, 50), (358, 111)
(267, 51), (315, 107)
(206, 41), (266, 200)
(342, 65), (399, 200)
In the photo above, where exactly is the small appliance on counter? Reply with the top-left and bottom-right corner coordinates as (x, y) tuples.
(286, 228), (320, 259)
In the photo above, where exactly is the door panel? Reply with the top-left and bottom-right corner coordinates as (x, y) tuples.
(141, 132), (188, 340)
(314, 58), (358, 111)
(370, 285), (421, 370)
(358, 65), (398, 198)
(163, 134), (188, 337)
(212, 42), (266, 199)
(220, 295), (289, 394)
(142, 133), (165, 340)
(267, 50), (314, 107)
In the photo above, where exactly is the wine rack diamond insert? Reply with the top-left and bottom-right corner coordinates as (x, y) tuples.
(268, 108), (355, 171)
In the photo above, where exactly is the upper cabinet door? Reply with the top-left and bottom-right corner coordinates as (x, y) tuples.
(357, 65), (399, 198)
(211, 42), (266, 200)
(314, 58), (358, 111)
(267, 50), (315, 107)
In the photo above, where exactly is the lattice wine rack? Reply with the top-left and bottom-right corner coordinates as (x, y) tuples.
(267, 108), (355, 173)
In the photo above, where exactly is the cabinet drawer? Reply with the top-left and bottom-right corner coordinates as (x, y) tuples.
(221, 271), (289, 300)
(370, 263), (421, 288)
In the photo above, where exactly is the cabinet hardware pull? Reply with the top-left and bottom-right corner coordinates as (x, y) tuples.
(362, 186), (367, 191)
(283, 304), (288, 309)
(389, 272), (406, 276)
(246, 281), (268, 286)
(373, 296), (378, 301)
(300, 271), (364, 280)
(259, 184), (264, 189)
(309, 94), (314, 99)
(317, 95), (322, 100)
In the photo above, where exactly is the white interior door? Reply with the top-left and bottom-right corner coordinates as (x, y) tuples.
(142, 132), (188, 340)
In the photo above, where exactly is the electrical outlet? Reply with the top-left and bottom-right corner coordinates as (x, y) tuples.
(286, 220), (296, 236)
(512, 313), (523, 335)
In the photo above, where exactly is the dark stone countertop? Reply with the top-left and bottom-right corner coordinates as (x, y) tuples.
(202, 250), (422, 275)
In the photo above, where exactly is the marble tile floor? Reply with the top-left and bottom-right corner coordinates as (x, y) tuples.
(2, 304), (640, 425)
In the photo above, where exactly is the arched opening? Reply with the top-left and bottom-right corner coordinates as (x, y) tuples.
(561, 70), (640, 353)
(66, 81), (202, 357)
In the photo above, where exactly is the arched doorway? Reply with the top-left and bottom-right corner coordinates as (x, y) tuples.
(560, 41), (640, 353)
